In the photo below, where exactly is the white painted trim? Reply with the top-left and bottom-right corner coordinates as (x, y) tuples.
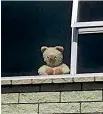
(76, 73), (103, 77)
(1, 73), (103, 81)
(1, 74), (71, 80)
(71, 0), (79, 26)
(70, 28), (78, 75)
(71, 21), (103, 28)
(79, 27), (103, 34)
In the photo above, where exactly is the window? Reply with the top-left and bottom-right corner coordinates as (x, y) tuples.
(1, 0), (103, 78)
(71, 0), (103, 75)
(78, 1), (103, 22)
(1, 1), (72, 77)
(77, 33), (103, 73)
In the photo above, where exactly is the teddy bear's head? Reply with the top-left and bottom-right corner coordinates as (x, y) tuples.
(41, 46), (64, 67)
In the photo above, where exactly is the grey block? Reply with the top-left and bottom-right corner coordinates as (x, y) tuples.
(1, 80), (11, 85)
(40, 84), (61, 92)
(95, 76), (103, 81)
(41, 83), (81, 92)
(1, 85), (40, 93)
(1, 93), (19, 104)
(1, 104), (38, 114)
(12, 79), (32, 85)
(32, 78), (53, 84)
(39, 103), (80, 114)
(81, 102), (103, 113)
(20, 92), (60, 103)
(61, 90), (102, 102)
(82, 82), (103, 90)
(52, 77), (73, 83)
(74, 76), (94, 82)
(60, 83), (81, 91)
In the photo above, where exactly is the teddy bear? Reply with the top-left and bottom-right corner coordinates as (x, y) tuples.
(38, 46), (70, 75)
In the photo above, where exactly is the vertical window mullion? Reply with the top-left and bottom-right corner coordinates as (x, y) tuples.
(71, 0), (79, 26)
(70, 27), (78, 75)
(70, 0), (79, 75)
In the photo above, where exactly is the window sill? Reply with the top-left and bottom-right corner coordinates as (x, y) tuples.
(1, 73), (103, 85)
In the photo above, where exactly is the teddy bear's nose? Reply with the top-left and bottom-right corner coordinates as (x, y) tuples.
(48, 55), (56, 61)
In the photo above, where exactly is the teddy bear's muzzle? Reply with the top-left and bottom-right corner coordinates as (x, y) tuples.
(48, 55), (56, 63)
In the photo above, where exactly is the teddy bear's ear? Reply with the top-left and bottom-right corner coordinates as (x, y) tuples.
(55, 46), (64, 53)
(41, 46), (48, 53)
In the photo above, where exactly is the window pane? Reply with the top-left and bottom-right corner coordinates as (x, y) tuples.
(1, 1), (72, 77)
(78, 1), (103, 22)
(77, 33), (103, 73)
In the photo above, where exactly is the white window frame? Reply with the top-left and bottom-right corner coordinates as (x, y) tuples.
(70, 0), (103, 76)
(1, 0), (103, 81)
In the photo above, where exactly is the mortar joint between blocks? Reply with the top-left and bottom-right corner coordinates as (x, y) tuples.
(18, 93), (20, 103)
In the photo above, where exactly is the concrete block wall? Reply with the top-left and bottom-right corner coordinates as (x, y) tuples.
(1, 81), (103, 114)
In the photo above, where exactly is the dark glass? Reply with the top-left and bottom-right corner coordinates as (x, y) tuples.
(78, 1), (103, 22)
(1, 1), (72, 77)
(77, 33), (103, 73)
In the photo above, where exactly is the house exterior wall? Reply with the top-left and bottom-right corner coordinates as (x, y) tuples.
(1, 76), (103, 114)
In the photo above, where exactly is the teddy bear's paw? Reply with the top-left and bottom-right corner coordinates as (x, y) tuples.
(45, 68), (54, 75)
(54, 68), (63, 75)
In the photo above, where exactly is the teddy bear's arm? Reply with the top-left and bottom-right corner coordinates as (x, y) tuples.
(61, 64), (70, 74)
(38, 65), (48, 75)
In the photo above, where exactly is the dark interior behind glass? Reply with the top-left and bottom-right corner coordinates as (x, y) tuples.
(1, 1), (72, 77)
(78, 1), (103, 22)
(77, 33), (103, 73)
